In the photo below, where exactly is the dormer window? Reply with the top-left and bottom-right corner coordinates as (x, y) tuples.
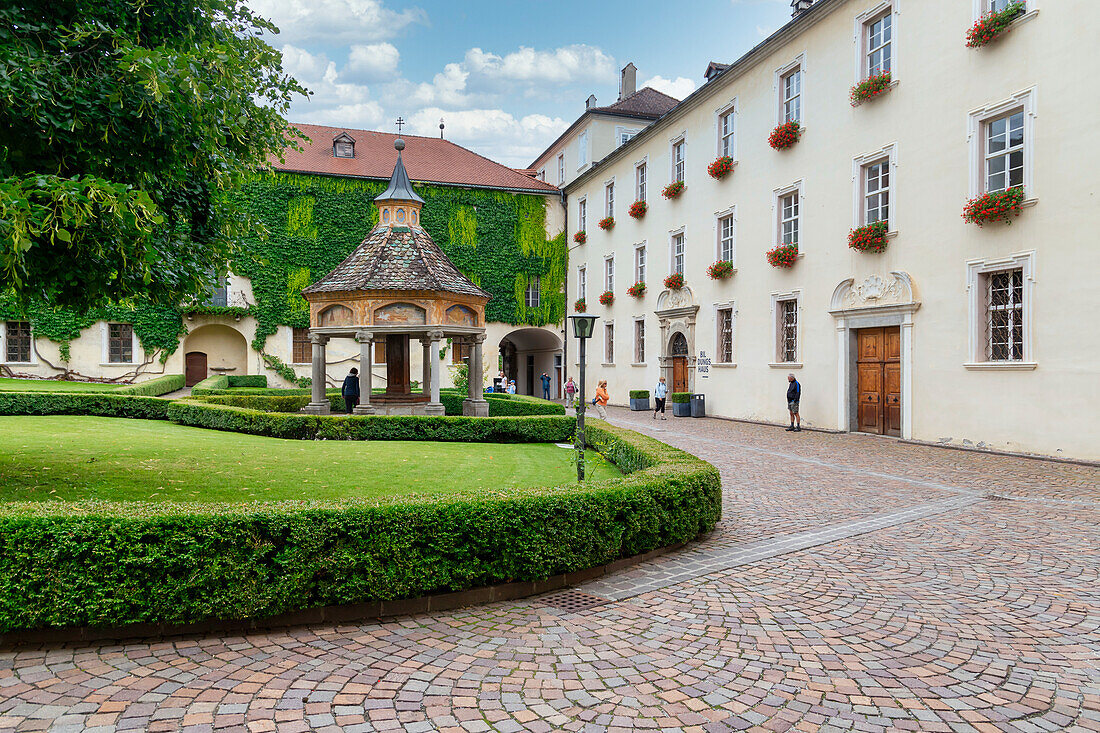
(333, 133), (355, 158)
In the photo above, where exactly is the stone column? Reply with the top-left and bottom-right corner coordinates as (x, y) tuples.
(301, 333), (330, 414)
(462, 332), (489, 417)
(354, 330), (375, 414)
(421, 336), (432, 397)
(425, 329), (445, 415)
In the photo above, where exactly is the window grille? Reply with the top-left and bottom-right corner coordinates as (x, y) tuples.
(718, 308), (733, 363)
(5, 321), (31, 363)
(779, 300), (798, 362)
(605, 323), (614, 363)
(867, 13), (892, 76)
(864, 160), (890, 225)
(292, 327), (311, 363)
(780, 193), (799, 245)
(635, 320), (645, 363)
(985, 110), (1024, 193)
(987, 269), (1024, 360)
(108, 323), (133, 363)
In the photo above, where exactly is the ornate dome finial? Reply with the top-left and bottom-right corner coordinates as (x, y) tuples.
(395, 138), (405, 152)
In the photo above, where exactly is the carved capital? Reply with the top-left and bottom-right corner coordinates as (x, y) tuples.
(309, 333), (329, 345)
(355, 330), (374, 343)
(428, 329), (445, 342)
(469, 333), (487, 344)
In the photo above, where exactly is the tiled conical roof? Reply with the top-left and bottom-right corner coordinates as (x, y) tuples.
(374, 138), (425, 204)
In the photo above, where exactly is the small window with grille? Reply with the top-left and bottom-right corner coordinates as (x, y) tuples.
(5, 321), (31, 363)
(634, 319), (645, 363)
(292, 327), (310, 363)
(985, 268), (1025, 361)
(777, 299), (798, 363)
(108, 323), (134, 363)
(717, 308), (733, 363)
(604, 323), (615, 364)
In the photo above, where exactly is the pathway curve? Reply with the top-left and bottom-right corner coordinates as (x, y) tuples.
(2, 408), (1098, 732)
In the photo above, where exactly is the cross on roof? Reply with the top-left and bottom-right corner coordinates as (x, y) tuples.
(395, 117), (405, 135)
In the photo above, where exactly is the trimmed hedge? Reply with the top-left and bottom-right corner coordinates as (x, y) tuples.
(190, 374), (230, 394)
(191, 391), (564, 418)
(0, 422), (720, 632)
(629, 390), (650, 399)
(227, 375), (268, 388)
(115, 374), (184, 396)
(671, 392), (692, 404)
(0, 392), (171, 420)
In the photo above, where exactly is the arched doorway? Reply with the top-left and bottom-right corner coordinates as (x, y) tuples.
(497, 328), (563, 397)
(182, 324), (248, 385)
(670, 332), (689, 394)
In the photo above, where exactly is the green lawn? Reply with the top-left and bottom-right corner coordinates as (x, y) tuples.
(0, 416), (619, 502)
(0, 377), (119, 392)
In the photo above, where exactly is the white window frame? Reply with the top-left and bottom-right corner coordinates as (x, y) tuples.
(537, 169), (546, 182)
(635, 159), (647, 203)
(634, 242), (647, 285)
(852, 143), (898, 232)
(773, 181), (804, 251)
(557, 154), (565, 185)
(971, 0), (1039, 23)
(615, 126), (640, 147)
(603, 321), (615, 365)
(714, 302), (737, 366)
(670, 135), (686, 183)
(967, 88), (1037, 199)
(604, 255), (615, 294)
(965, 251), (1036, 369)
(577, 129), (589, 169)
(715, 205), (737, 266)
(669, 228), (686, 277)
(577, 266), (587, 302)
(578, 197), (587, 233)
(770, 292), (803, 367)
(101, 321), (140, 366)
(1, 321), (35, 365)
(525, 275), (541, 309)
(633, 317), (646, 365)
(715, 99), (738, 161)
(605, 179), (615, 219)
(854, 3), (898, 83)
(774, 54), (806, 126)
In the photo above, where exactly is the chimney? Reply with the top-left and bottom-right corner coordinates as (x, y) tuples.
(791, 0), (813, 17)
(619, 62), (637, 101)
(585, 94), (597, 110)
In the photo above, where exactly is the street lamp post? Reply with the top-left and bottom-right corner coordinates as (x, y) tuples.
(568, 313), (597, 481)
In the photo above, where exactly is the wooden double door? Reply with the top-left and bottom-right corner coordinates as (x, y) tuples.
(856, 327), (901, 436)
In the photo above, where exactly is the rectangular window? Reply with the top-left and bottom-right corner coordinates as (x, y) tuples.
(205, 274), (228, 308)
(782, 68), (802, 123)
(578, 266), (587, 301)
(778, 299), (798, 363)
(374, 340), (387, 364)
(557, 154), (565, 184)
(718, 214), (735, 262)
(719, 110), (735, 158)
(606, 182), (615, 219)
(717, 308), (733, 364)
(634, 319), (646, 363)
(605, 323), (614, 364)
(578, 131), (589, 166)
(538, 169), (545, 181)
(672, 140), (685, 182)
(605, 257), (615, 293)
(108, 323), (133, 364)
(618, 129), (638, 146)
(525, 275), (541, 308)
(863, 159), (890, 225)
(986, 269), (1025, 361)
(578, 198), (587, 232)
(452, 341), (469, 365)
(989, 0), (1017, 12)
(780, 192), (800, 245)
(634, 245), (647, 284)
(672, 233), (685, 275)
(985, 109), (1025, 193)
(5, 321), (31, 363)
(635, 162), (646, 202)
(292, 327), (311, 363)
(866, 12), (892, 77)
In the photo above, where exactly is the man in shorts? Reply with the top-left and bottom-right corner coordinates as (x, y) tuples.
(785, 373), (801, 432)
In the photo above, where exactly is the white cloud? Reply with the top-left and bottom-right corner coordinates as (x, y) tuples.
(403, 62), (473, 108)
(464, 45), (615, 85)
(408, 108), (569, 168)
(251, 0), (425, 45)
(641, 75), (697, 101)
(342, 43), (400, 84)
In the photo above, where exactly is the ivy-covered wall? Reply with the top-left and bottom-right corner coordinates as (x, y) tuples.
(0, 171), (566, 363)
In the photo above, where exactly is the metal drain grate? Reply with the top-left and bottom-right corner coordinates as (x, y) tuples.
(539, 589), (611, 613)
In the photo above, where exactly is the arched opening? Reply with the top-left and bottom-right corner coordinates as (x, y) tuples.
(669, 332), (689, 394)
(319, 304), (354, 327)
(496, 328), (562, 397)
(182, 324), (248, 385)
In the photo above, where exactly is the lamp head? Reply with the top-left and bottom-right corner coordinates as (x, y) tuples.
(568, 313), (597, 340)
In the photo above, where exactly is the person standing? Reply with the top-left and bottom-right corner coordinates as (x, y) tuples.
(653, 376), (668, 420)
(342, 367), (361, 414)
(594, 380), (609, 420)
(507, 380), (517, 395)
(564, 376), (576, 406)
(539, 372), (551, 400)
(785, 373), (801, 432)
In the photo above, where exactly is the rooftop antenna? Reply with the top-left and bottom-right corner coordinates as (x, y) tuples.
(439, 117), (445, 139)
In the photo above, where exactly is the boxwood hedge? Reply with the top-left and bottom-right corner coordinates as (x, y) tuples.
(0, 392), (171, 420)
(0, 421), (719, 633)
(189, 391), (564, 417)
(114, 374), (185, 396)
(227, 375), (268, 388)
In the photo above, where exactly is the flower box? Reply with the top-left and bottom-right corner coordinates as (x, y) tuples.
(628, 200), (647, 219)
(707, 156), (734, 180)
(598, 290), (614, 306)
(769, 121), (802, 150)
(962, 186), (1025, 226)
(707, 260), (735, 280)
(573, 231), (587, 244)
(663, 273), (684, 290)
(598, 216), (615, 230)
(662, 181), (685, 199)
(573, 298), (586, 312)
(627, 282), (646, 298)
(766, 243), (799, 268)
(967, 1), (1026, 47)
(850, 72), (892, 106)
(848, 221), (889, 252)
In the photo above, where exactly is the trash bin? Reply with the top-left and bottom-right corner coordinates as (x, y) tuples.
(691, 393), (705, 417)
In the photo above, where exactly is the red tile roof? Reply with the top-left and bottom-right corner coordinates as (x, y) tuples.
(588, 87), (681, 119)
(271, 123), (559, 194)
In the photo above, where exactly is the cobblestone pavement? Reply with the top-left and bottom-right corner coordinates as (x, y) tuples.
(2, 408), (1098, 732)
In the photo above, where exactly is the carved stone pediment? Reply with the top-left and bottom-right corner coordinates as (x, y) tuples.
(656, 285), (698, 314)
(830, 271), (920, 315)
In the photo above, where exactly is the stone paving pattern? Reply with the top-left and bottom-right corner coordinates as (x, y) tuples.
(1, 407), (1098, 732)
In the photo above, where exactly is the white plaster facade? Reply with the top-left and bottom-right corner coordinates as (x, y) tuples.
(563, 0), (1099, 460)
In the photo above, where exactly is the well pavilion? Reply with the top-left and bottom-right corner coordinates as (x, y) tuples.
(301, 136), (491, 416)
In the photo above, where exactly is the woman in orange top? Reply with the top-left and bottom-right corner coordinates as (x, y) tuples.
(594, 380), (609, 420)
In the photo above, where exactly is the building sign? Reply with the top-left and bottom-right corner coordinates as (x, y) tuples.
(697, 350), (711, 379)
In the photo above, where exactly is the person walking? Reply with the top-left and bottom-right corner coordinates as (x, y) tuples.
(785, 373), (801, 432)
(539, 372), (551, 400)
(594, 380), (609, 420)
(342, 367), (361, 414)
(653, 376), (668, 420)
(564, 376), (576, 406)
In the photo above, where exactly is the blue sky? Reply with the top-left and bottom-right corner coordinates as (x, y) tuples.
(252, 0), (793, 166)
